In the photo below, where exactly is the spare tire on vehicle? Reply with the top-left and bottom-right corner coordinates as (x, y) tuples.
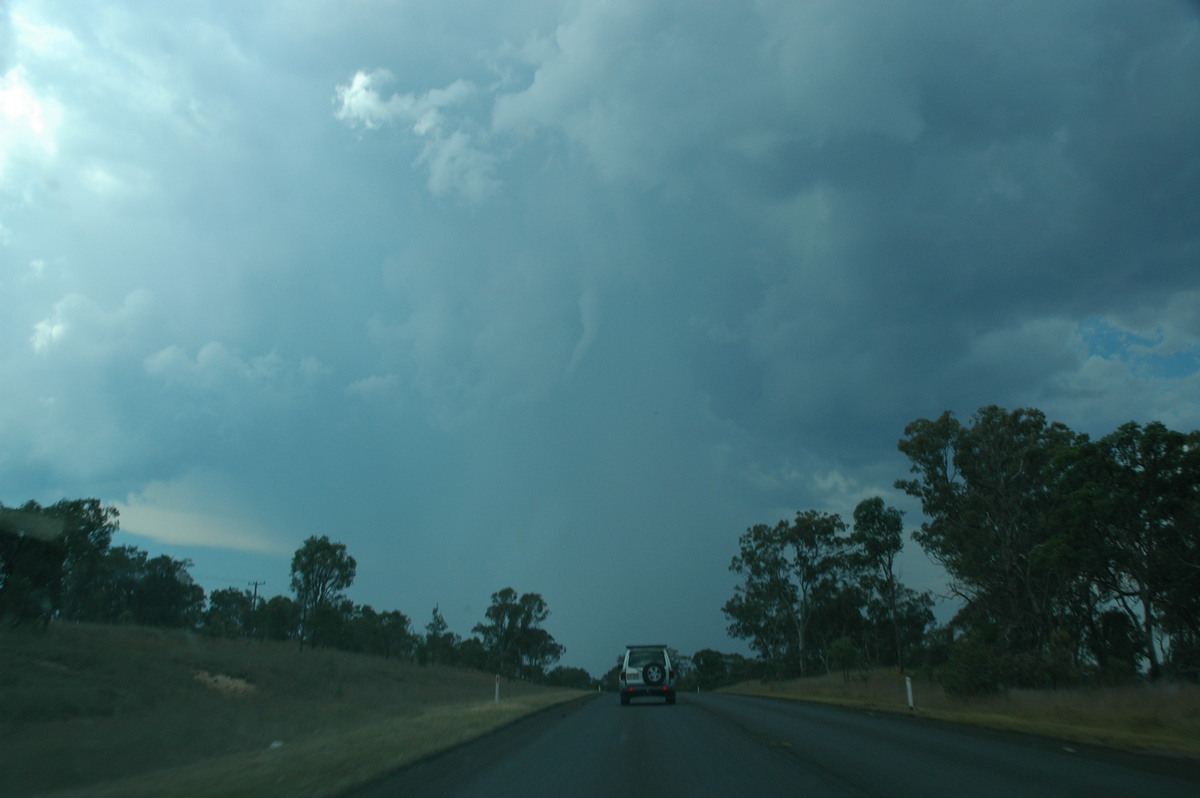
(642, 662), (665, 686)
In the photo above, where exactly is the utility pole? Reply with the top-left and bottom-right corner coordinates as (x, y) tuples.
(248, 581), (266, 638)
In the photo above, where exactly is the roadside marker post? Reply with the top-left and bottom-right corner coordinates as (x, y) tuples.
(905, 676), (914, 711)
(495, 674), (500, 705)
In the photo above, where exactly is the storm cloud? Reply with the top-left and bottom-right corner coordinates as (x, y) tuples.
(3, 0), (1198, 674)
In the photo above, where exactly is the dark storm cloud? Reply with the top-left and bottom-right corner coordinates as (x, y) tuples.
(3, 1), (1199, 674)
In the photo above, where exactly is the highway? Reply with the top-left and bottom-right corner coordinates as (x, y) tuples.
(350, 693), (1200, 797)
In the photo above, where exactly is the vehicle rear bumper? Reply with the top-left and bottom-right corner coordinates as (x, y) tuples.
(621, 686), (675, 698)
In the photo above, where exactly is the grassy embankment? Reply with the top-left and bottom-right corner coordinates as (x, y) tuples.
(722, 668), (1200, 757)
(0, 623), (584, 798)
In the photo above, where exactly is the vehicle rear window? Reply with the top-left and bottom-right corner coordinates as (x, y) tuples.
(628, 650), (665, 667)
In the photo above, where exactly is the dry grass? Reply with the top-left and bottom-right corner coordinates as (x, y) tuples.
(722, 669), (1200, 757)
(0, 623), (584, 798)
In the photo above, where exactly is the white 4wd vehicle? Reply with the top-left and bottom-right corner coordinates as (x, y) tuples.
(618, 644), (676, 705)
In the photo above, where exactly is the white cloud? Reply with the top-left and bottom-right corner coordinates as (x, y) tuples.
(334, 69), (496, 200)
(29, 315), (65, 352)
(417, 128), (498, 202)
(79, 161), (151, 198)
(29, 290), (154, 355)
(1111, 290), (1200, 357)
(0, 65), (61, 179)
(144, 342), (317, 394)
(11, 11), (81, 61)
(347, 372), (400, 400)
(333, 68), (410, 130)
(116, 472), (290, 554)
(491, 0), (705, 184)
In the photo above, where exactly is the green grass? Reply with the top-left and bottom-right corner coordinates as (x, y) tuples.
(721, 669), (1200, 757)
(0, 623), (583, 798)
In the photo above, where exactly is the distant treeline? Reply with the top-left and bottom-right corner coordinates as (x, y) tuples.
(0, 506), (591, 688)
(725, 406), (1200, 693)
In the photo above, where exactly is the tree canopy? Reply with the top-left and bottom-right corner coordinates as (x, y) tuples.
(724, 502), (934, 678)
(289, 535), (357, 648)
(896, 406), (1200, 688)
(472, 587), (565, 678)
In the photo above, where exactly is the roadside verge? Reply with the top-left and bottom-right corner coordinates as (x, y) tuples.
(37, 690), (587, 798)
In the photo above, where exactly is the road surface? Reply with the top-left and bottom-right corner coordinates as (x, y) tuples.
(349, 693), (1200, 797)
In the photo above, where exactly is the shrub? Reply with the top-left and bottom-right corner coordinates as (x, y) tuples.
(939, 638), (1003, 698)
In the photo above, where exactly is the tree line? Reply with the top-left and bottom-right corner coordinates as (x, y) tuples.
(0, 505), (580, 684)
(725, 406), (1200, 693)
(722, 498), (936, 680)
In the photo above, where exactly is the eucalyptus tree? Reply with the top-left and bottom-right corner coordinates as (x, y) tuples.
(472, 587), (564, 678)
(260, 594), (300, 640)
(850, 497), (906, 669)
(787, 510), (853, 674)
(290, 535), (357, 649)
(0, 503), (65, 626)
(897, 406), (1083, 663)
(724, 520), (798, 673)
(725, 512), (851, 676)
(1083, 422), (1200, 678)
(133, 554), (205, 628)
(46, 499), (119, 622)
(423, 605), (460, 665)
(205, 587), (255, 637)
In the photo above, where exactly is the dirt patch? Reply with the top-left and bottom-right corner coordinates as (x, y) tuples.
(194, 670), (256, 696)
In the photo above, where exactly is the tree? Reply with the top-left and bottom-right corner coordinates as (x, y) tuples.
(290, 536), (356, 649)
(133, 554), (205, 628)
(1080, 422), (1200, 678)
(422, 605), (459, 665)
(690, 649), (729, 690)
(784, 510), (849, 675)
(829, 636), (859, 682)
(850, 497), (907, 670)
(92, 545), (145, 622)
(205, 588), (255, 637)
(689, 649), (758, 689)
(897, 407), (1082, 671)
(518, 626), (566, 677)
(456, 637), (489, 670)
(0, 504), (66, 627)
(600, 661), (622, 692)
(472, 587), (564, 678)
(46, 499), (120, 622)
(545, 666), (595, 690)
(260, 595), (300, 640)
(376, 609), (415, 660)
(725, 512), (850, 677)
(723, 521), (798, 673)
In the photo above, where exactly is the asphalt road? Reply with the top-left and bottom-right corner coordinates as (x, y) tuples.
(350, 693), (1200, 798)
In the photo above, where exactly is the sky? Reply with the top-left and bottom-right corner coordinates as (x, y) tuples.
(2, 0), (1199, 677)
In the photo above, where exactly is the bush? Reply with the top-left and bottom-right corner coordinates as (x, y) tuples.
(939, 638), (1003, 698)
(829, 637), (859, 681)
(1167, 634), (1200, 683)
